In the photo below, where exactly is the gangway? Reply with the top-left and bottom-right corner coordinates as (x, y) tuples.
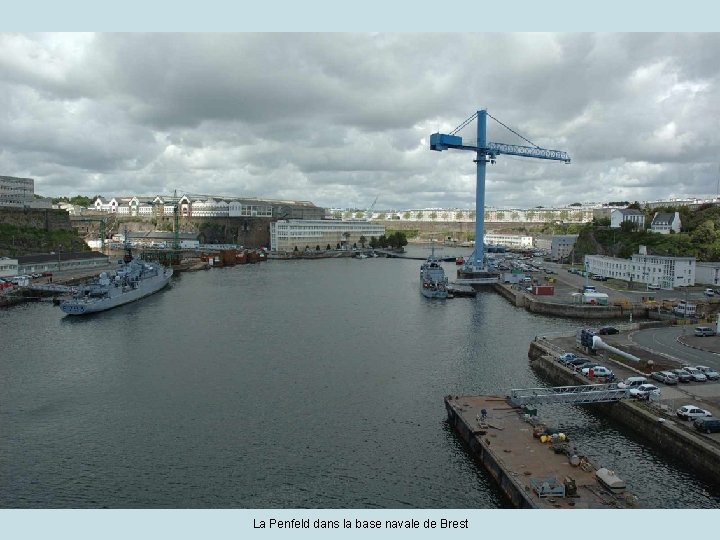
(26, 284), (74, 294)
(507, 383), (628, 407)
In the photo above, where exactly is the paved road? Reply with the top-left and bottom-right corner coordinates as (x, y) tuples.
(631, 326), (720, 371)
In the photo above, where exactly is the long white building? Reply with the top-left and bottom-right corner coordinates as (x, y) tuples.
(270, 220), (385, 252)
(484, 233), (533, 249)
(585, 246), (695, 289)
(91, 195), (323, 220)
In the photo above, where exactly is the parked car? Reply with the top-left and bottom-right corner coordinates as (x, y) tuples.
(574, 361), (601, 373)
(670, 368), (692, 383)
(676, 405), (712, 420)
(651, 371), (679, 385)
(566, 358), (590, 370)
(696, 365), (720, 381)
(693, 417), (720, 434)
(618, 376), (648, 389)
(581, 366), (614, 378)
(647, 284), (661, 290)
(598, 326), (619, 335)
(694, 326), (716, 337)
(681, 367), (708, 382)
(558, 352), (579, 364)
(629, 384), (661, 399)
(705, 288), (715, 297)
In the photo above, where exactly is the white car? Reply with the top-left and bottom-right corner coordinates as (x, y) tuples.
(629, 384), (661, 399)
(676, 405), (712, 420)
(581, 366), (613, 378)
(695, 366), (720, 381)
(682, 367), (707, 382)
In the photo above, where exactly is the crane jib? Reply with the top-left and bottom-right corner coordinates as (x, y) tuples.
(430, 133), (570, 163)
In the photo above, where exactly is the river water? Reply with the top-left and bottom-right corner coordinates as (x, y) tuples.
(1, 246), (719, 508)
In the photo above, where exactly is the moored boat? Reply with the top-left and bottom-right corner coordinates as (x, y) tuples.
(595, 467), (626, 493)
(420, 246), (448, 299)
(59, 238), (173, 315)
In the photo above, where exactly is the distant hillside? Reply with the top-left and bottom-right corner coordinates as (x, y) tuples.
(573, 204), (720, 262)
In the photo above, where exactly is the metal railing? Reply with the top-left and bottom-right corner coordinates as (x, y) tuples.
(508, 383), (628, 406)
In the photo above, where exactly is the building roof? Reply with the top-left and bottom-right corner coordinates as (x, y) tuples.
(651, 212), (677, 225)
(616, 208), (644, 216)
(18, 252), (108, 264)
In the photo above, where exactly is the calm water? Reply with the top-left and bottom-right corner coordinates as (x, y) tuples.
(1, 247), (719, 508)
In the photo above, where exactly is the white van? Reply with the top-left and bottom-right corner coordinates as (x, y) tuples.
(673, 301), (696, 317)
(694, 326), (716, 337)
(618, 376), (648, 389)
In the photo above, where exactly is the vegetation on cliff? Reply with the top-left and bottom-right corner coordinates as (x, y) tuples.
(0, 223), (88, 257)
(572, 204), (720, 262)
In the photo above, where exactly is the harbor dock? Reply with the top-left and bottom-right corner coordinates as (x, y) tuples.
(445, 394), (637, 508)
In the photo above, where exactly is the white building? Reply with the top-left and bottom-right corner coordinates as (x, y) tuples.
(0, 257), (19, 278)
(585, 246), (695, 289)
(650, 212), (681, 234)
(91, 195), (308, 219)
(270, 220), (385, 252)
(695, 262), (720, 286)
(535, 235), (579, 261)
(484, 233), (533, 249)
(359, 206), (595, 224)
(610, 209), (645, 230)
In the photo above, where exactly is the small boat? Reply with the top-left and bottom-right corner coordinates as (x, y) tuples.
(59, 233), (173, 315)
(420, 245), (448, 299)
(455, 256), (465, 265)
(595, 467), (626, 493)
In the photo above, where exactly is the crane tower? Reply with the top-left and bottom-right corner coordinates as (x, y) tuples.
(430, 109), (570, 282)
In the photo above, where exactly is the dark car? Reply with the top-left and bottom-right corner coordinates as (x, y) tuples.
(693, 417), (720, 434)
(566, 358), (589, 370)
(598, 327), (619, 335)
(670, 368), (692, 383)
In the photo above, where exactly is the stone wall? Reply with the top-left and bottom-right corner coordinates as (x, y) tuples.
(0, 207), (73, 231)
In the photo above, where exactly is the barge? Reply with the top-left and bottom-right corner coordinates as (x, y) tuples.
(445, 394), (638, 509)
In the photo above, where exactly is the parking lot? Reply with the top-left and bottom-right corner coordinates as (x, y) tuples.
(548, 327), (720, 440)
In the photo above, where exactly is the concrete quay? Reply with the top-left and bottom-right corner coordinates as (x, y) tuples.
(445, 395), (638, 509)
(528, 338), (720, 486)
(492, 282), (646, 319)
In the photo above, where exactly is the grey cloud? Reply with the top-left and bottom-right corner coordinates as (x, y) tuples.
(1, 32), (719, 210)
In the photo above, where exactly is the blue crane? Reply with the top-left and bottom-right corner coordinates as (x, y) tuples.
(430, 109), (570, 277)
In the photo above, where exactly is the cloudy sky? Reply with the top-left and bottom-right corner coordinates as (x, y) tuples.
(1, 32), (719, 210)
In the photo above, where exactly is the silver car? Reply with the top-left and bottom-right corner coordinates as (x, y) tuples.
(651, 371), (678, 385)
(681, 367), (707, 382)
(696, 365), (720, 381)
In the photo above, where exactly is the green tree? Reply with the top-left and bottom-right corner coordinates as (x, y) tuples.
(359, 235), (367, 248)
(620, 220), (638, 233)
(691, 220), (718, 245)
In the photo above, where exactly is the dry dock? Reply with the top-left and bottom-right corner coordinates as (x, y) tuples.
(445, 395), (637, 509)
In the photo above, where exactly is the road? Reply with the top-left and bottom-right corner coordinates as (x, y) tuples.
(631, 325), (720, 371)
